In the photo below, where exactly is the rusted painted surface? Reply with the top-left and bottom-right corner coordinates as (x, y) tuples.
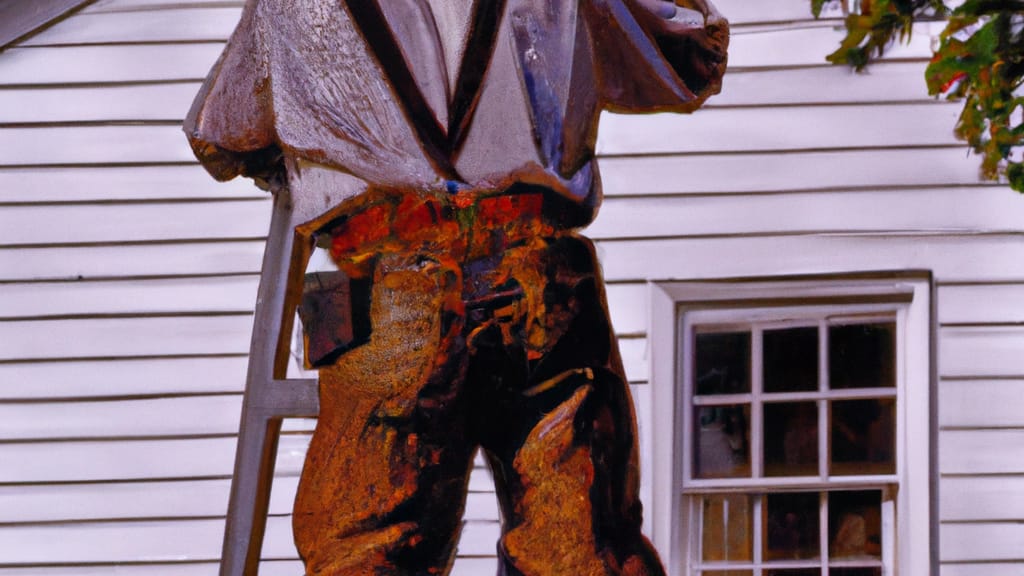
(186, 1), (728, 574)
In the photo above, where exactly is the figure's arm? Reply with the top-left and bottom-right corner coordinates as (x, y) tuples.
(183, 0), (280, 187)
(586, 0), (729, 113)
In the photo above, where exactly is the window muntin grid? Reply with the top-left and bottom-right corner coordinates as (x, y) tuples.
(682, 310), (899, 576)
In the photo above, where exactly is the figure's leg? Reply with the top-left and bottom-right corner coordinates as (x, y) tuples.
(293, 254), (474, 576)
(475, 236), (666, 576)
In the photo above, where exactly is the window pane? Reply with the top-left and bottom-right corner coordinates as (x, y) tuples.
(764, 326), (819, 393)
(764, 492), (820, 560)
(702, 572), (754, 576)
(831, 399), (895, 476)
(764, 402), (818, 477)
(829, 490), (882, 560)
(829, 323), (895, 389)
(765, 571), (821, 576)
(695, 405), (751, 478)
(829, 569), (881, 576)
(696, 331), (751, 395)
(701, 494), (753, 562)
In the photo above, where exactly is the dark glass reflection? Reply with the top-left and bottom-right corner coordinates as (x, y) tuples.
(829, 323), (895, 389)
(764, 492), (820, 560)
(764, 326), (819, 393)
(829, 490), (882, 560)
(694, 405), (750, 478)
(696, 331), (751, 395)
(831, 399), (895, 476)
(764, 402), (819, 477)
(829, 569), (882, 576)
(701, 494), (753, 562)
(765, 571), (821, 576)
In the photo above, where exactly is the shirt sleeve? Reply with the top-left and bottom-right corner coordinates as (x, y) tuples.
(182, 0), (280, 184)
(584, 0), (729, 113)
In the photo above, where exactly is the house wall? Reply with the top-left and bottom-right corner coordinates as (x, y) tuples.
(0, 0), (1021, 574)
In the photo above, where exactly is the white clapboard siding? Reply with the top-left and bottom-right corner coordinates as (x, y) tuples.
(605, 282), (647, 336)
(0, 476), (497, 524)
(0, 241), (267, 282)
(939, 429), (1024, 475)
(0, 435), (308, 483)
(1, 315), (254, 362)
(0, 395), (247, 440)
(727, 21), (937, 69)
(598, 148), (988, 196)
(941, 564), (1024, 576)
(0, 200), (271, 245)
(0, 356), (248, 399)
(81, 0), (244, 13)
(0, 83), (203, 123)
(19, 8), (244, 46)
(939, 380), (1024, 429)
(940, 326), (1024, 379)
(1, 126), (198, 166)
(0, 276), (259, 319)
(0, 44), (224, 85)
(940, 523), (1024, 562)
(597, 103), (962, 156)
(595, 235), (1024, 283)
(0, 166), (264, 202)
(590, 187), (1024, 240)
(0, 516), (500, 564)
(937, 283), (1024, 325)
(941, 476), (1024, 522)
(712, 61), (934, 107)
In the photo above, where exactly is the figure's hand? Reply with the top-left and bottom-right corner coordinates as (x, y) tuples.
(629, 0), (729, 99)
(633, 0), (726, 34)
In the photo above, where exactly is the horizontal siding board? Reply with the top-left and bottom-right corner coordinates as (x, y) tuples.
(0, 240), (267, 282)
(940, 523), (1024, 562)
(0, 435), (307, 483)
(940, 429), (1024, 475)
(597, 103), (962, 156)
(0, 44), (224, 85)
(712, 0), (844, 24)
(1, 316), (254, 362)
(940, 326), (1024, 379)
(1, 126), (197, 166)
(598, 148), (987, 197)
(940, 563), (1024, 576)
(940, 380), (1024, 429)
(595, 235), (1024, 283)
(605, 283), (647, 336)
(0, 396), (245, 440)
(0, 165), (263, 203)
(0, 477), (497, 524)
(0, 356), (248, 399)
(940, 476), (1024, 522)
(0, 200), (271, 245)
(81, 0), (244, 13)
(0, 276), (259, 318)
(938, 283), (1024, 325)
(0, 83), (202, 123)
(712, 61), (932, 107)
(589, 187), (1024, 240)
(725, 21), (936, 69)
(0, 516), (499, 563)
(20, 8), (243, 46)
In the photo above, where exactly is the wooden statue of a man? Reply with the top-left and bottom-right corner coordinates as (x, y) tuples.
(185, 1), (727, 574)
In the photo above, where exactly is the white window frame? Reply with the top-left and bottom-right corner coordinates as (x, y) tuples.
(648, 273), (935, 576)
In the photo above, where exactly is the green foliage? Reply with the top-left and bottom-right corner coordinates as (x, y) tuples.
(814, 0), (1024, 192)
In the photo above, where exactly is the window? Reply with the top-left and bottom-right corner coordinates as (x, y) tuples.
(648, 275), (935, 576)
